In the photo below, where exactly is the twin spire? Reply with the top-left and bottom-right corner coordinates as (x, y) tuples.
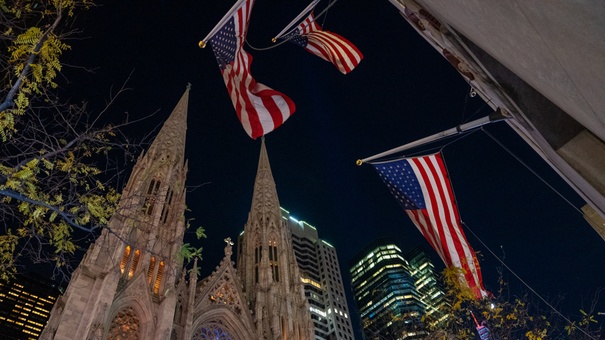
(144, 87), (282, 227)
(144, 85), (280, 222)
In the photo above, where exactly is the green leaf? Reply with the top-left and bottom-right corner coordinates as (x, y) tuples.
(195, 226), (206, 240)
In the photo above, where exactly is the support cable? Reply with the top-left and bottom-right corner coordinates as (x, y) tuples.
(481, 127), (584, 216)
(461, 221), (598, 340)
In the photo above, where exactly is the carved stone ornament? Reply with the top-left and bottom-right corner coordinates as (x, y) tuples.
(209, 281), (233, 305)
(106, 306), (141, 340)
(86, 322), (104, 340)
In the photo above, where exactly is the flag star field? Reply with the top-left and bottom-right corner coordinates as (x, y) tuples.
(210, 18), (237, 69)
(375, 161), (425, 210)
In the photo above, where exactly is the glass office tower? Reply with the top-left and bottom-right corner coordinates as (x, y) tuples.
(350, 241), (427, 340)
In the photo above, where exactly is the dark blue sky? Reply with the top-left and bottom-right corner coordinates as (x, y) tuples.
(62, 0), (605, 336)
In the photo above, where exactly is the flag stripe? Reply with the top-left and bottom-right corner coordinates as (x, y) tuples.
(283, 11), (363, 74)
(209, 0), (295, 139)
(306, 32), (361, 73)
(407, 210), (445, 262)
(373, 152), (488, 299)
(306, 32), (361, 74)
(412, 155), (485, 296)
(411, 157), (459, 266)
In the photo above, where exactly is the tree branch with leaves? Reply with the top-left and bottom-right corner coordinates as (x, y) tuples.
(1, 0), (94, 139)
(423, 267), (601, 339)
(0, 0), (156, 281)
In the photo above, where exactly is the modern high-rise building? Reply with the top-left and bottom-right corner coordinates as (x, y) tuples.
(284, 208), (355, 340)
(406, 247), (447, 325)
(350, 241), (432, 340)
(0, 273), (62, 340)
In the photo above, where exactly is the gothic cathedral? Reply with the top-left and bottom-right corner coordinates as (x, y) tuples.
(40, 87), (314, 340)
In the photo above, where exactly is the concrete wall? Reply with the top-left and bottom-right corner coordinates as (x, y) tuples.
(416, 0), (605, 141)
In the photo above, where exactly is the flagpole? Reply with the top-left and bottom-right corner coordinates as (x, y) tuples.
(199, 0), (246, 48)
(356, 108), (510, 165)
(312, 0), (339, 26)
(273, 0), (320, 40)
(470, 311), (481, 328)
(273, 0), (339, 41)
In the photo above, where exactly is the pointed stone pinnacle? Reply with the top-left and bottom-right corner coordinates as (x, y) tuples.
(147, 87), (190, 165)
(250, 138), (281, 217)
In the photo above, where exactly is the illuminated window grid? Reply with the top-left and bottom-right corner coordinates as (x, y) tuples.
(0, 274), (61, 340)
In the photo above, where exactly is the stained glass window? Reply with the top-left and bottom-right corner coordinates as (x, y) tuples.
(191, 322), (235, 340)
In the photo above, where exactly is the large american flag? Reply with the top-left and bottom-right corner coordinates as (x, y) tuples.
(208, 0), (295, 139)
(284, 11), (363, 74)
(373, 152), (488, 299)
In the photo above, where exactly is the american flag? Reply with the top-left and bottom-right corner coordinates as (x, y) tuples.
(208, 0), (295, 139)
(477, 324), (491, 340)
(373, 152), (488, 299)
(283, 11), (363, 74)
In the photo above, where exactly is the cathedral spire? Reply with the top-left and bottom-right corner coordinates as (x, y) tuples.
(117, 85), (191, 239)
(238, 139), (315, 340)
(146, 85), (190, 166)
(40, 87), (192, 340)
(249, 137), (282, 219)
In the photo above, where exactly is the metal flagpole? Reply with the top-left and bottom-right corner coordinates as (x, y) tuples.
(356, 108), (510, 165)
(273, 0), (320, 40)
(199, 0), (247, 48)
(272, 0), (340, 41)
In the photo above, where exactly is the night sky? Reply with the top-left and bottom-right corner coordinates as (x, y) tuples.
(60, 0), (605, 336)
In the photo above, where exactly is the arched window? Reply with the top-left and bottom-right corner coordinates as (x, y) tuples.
(120, 246), (143, 280)
(153, 261), (165, 295)
(191, 322), (235, 340)
(120, 246), (131, 274)
(128, 249), (140, 279)
(107, 306), (140, 340)
(147, 256), (156, 285)
(269, 240), (279, 282)
(160, 188), (174, 224)
(254, 244), (262, 283)
(144, 179), (161, 215)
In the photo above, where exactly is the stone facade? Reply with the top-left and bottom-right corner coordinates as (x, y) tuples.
(40, 88), (313, 340)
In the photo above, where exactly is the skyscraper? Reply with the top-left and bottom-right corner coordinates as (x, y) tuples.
(0, 273), (62, 340)
(284, 208), (355, 340)
(349, 241), (426, 340)
(406, 247), (447, 325)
